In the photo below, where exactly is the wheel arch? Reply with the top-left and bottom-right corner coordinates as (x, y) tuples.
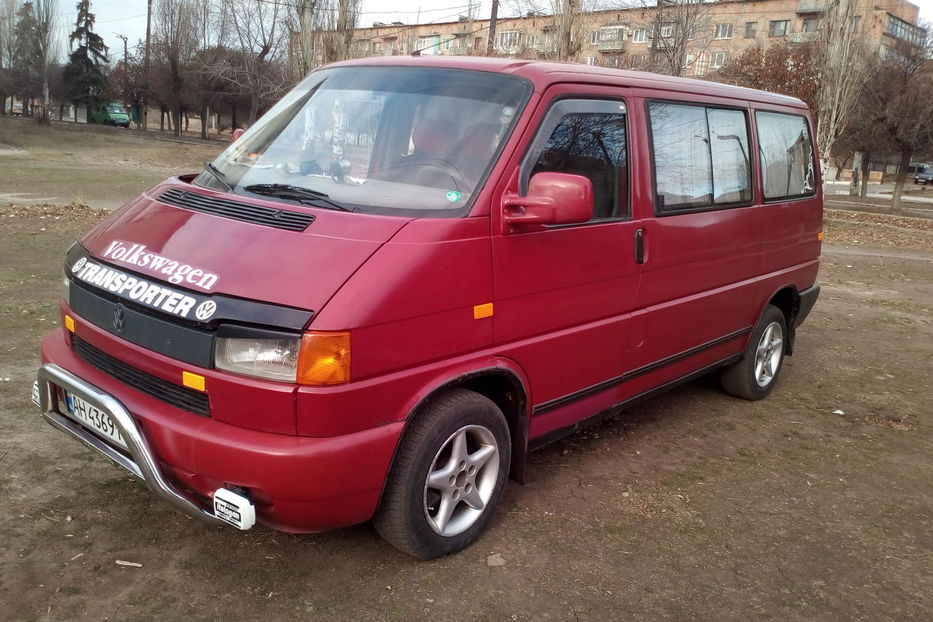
(381, 363), (532, 507)
(765, 284), (800, 355)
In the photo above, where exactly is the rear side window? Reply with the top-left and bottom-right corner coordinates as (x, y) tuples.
(756, 111), (816, 200)
(648, 101), (751, 213)
(523, 99), (629, 222)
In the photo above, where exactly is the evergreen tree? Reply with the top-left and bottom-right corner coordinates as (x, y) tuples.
(12, 1), (41, 116)
(62, 0), (107, 121)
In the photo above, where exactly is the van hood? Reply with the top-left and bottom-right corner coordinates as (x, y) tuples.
(78, 181), (410, 318)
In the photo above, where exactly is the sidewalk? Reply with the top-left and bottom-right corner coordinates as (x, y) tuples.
(824, 180), (933, 204)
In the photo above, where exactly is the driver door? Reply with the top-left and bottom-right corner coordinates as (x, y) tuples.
(491, 90), (644, 437)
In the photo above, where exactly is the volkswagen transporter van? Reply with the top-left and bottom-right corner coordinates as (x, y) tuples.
(35, 57), (821, 559)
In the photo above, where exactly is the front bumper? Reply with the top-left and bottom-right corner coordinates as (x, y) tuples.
(38, 329), (404, 532)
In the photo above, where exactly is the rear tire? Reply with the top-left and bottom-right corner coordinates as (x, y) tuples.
(721, 305), (787, 400)
(374, 389), (510, 559)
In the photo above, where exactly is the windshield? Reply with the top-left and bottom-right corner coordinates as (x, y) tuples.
(107, 106), (126, 114)
(195, 66), (531, 217)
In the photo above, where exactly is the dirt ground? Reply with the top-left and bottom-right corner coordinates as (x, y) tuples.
(1, 124), (931, 621)
(0, 117), (222, 211)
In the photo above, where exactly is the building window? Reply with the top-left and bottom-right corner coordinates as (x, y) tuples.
(694, 54), (706, 76)
(660, 23), (674, 38)
(590, 30), (599, 45)
(756, 111), (816, 200)
(527, 34), (539, 49)
(633, 29), (647, 43)
(586, 56), (597, 65)
(649, 103), (752, 212)
(496, 30), (522, 50)
(710, 52), (726, 69)
(683, 53), (694, 68)
(887, 16), (917, 41)
(802, 17), (820, 33)
(745, 22), (757, 38)
(769, 20), (789, 37)
(714, 23), (733, 39)
(849, 15), (861, 32)
(417, 36), (439, 55)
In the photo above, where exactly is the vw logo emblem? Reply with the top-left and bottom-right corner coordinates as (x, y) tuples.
(195, 300), (217, 321)
(112, 304), (127, 332)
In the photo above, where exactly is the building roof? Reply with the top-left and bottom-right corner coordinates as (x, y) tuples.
(328, 55), (809, 109)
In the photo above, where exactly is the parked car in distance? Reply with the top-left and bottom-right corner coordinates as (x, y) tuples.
(90, 101), (130, 128)
(35, 57), (822, 559)
(914, 166), (933, 184)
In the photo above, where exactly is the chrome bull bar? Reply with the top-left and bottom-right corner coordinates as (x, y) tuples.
(36, 363), (228, 527)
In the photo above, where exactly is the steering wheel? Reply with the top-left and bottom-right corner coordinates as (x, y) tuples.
(373, 157), (467, 191)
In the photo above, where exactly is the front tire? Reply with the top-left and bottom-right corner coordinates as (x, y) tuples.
(374, 389), (510, 559)
(721, 305), (787, 400)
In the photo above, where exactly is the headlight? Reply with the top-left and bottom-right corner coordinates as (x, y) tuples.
(215, 336), (301, 382)
(214, 331), (350, 385)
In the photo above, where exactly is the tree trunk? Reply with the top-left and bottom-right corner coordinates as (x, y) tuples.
(849, 151), (862, 196)
(173, 107), (181, 138)
(248, 94), (259, 125)
(891, 149), (912, 208)
(184, 110), (189, 132)
(59, 103), (64, 121)
(860, 151), (870, 197)
(231, 104), (237, 132)
(200, 103), (209, 140)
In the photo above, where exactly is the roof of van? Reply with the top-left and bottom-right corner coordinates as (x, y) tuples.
(330, 55), (809, 110)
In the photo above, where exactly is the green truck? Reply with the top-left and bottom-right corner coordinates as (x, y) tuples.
(90, 102), (131, 128)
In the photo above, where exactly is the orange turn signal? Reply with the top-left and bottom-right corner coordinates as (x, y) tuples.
(64, 314), (75, 332)
(297, 332), (351, 385)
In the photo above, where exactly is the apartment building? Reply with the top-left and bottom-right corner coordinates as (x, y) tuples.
(300, 0), (921, 76)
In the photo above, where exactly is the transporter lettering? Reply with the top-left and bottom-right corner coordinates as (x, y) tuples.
(72, 260), (198, 318)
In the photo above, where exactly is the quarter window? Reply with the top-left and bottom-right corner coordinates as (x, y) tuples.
(525, 100), (629, 221)
(648, 102), (752, 212)
(756, 111), (816, 200)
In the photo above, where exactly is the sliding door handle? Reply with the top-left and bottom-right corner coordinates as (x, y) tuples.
(635, 228), (645, 264)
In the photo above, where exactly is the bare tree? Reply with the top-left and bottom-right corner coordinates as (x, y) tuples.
(636, 0), (717, 77)
(814, 0), (869, 177)
(294, 0), (318, 76)
(33, 0), (57, 123)
(851, 32), (933, 207)
(319, 0), (360, 64)
(218, 0), (290, 123)
(153, 0), (196, 137)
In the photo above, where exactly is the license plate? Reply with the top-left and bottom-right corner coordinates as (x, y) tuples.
(62, 390), (127, 450)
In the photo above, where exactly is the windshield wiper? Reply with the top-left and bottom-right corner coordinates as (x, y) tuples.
(202, 162), (233, 192)
(243, 183), (355, 212)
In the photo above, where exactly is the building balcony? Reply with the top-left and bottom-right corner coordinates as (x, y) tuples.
(597, 39), (626, 52)
(788, 31), (820, 43)
(535, 42), (558, 53)
(796, 1), (825, 14)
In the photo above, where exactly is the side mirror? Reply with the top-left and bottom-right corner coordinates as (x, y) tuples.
(502, 172), (593, 232)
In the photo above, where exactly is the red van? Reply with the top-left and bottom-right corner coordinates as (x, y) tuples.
(34, 57), (821, 559)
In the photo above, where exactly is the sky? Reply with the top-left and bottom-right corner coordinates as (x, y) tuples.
(49, 0), (933, 66)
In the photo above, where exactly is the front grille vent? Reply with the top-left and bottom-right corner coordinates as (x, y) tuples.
(73, 336), (210, 417)
(159, 187), (315, 232)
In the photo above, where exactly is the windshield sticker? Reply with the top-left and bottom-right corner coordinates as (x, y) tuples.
(446, 190), (462, 202)
(102, 240), (219, 291)
(71, 259), (214, 320)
